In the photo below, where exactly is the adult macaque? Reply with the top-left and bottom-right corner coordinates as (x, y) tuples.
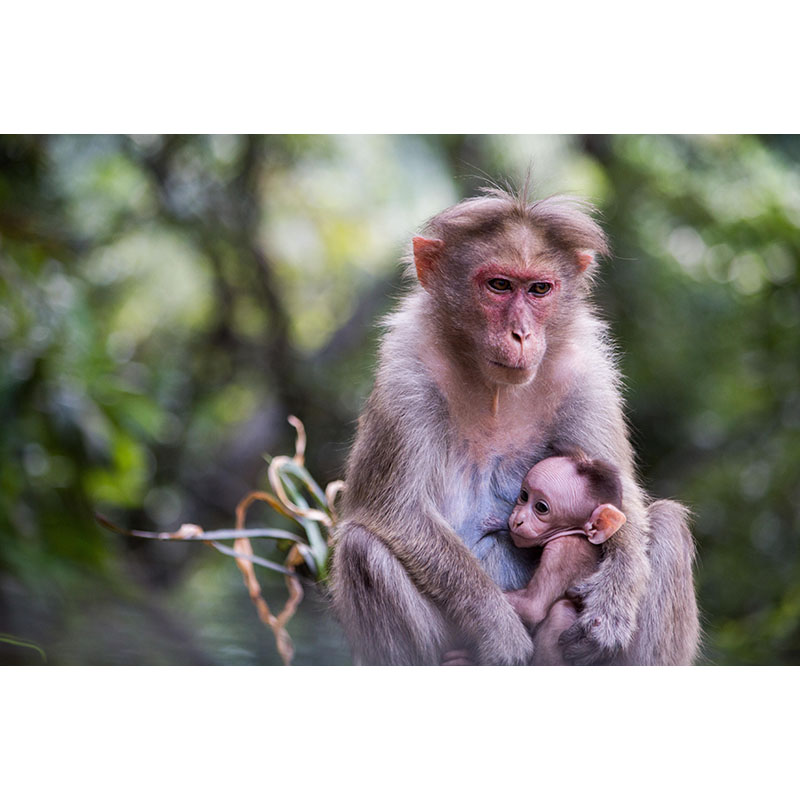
(329, 186), (699, 665)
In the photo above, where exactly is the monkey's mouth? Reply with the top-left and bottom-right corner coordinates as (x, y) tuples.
(490, 360), (528, 371)
(509, 529), (540, 548)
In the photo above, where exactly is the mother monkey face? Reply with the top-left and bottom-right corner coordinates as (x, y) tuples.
(413, 217), (598, 388)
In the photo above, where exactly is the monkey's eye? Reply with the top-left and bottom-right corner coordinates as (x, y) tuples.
(534, 500), (550, 514)
(487, 278), (512, 293)
(518, 489), (529, 504)
(528, 282), (552, 296)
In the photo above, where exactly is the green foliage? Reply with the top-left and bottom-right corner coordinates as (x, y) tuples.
(1, 134), (798, 665)
(0, 633), (46, 663)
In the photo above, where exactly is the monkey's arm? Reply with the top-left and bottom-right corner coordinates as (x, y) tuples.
(507, 536), (600, 629)
(551, 393), (652, 665)
(340, 398), (534, 666)
(560, 492), (650, 664)
(386, 511), (534, 665)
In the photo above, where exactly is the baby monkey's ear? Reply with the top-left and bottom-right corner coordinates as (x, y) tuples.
(584, 504), (626, 544)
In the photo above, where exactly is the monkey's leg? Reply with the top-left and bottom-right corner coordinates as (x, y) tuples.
(623, 500), (700, 665)
(329, 522), (451, 665)
(533, 599), (579, 666)
(508, 536), (600, 630)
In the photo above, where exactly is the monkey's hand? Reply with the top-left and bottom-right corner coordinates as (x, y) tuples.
(474, 598), (535, 665)
(558, 577), (636, 665)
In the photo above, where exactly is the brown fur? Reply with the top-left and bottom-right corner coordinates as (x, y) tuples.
(329, 185), (700, 666)
(574, 458), (624, 509)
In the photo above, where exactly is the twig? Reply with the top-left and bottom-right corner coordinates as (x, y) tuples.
(99, 415), (343, 665)
(95, 515), (298, 575)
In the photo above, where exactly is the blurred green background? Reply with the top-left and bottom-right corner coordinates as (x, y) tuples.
(1, 134), (798, 666)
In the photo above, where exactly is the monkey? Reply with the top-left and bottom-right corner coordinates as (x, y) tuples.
(506, 453), (627, 665)
(440, 452), (627, 666)
(329, 185), (700, 666)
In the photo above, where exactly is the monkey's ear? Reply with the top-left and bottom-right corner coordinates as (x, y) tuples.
(584, 504), (626, 544)
(576, 250), (597, 273)
(413, 236), (445, 290)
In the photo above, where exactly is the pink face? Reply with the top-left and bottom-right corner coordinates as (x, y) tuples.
(508, 457), (592, 548)
(469, 244), (562, 386)
(412, 224), (582, 388)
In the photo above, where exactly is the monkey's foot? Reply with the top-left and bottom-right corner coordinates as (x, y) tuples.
(441, 649), (474, 666)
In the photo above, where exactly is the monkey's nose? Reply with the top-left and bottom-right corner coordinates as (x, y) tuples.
(511, 329), (532, 345)
(514, 519), (524, 528)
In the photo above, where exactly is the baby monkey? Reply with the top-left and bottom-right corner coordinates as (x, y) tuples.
(506, 453), (626, 665)
(442, 452), (626, 666)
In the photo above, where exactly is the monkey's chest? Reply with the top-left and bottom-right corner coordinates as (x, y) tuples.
(442, 448), (544, 591)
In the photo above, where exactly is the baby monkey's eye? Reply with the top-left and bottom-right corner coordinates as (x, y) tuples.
(518, 489), (529, 503)
(534, 500), (550, 514)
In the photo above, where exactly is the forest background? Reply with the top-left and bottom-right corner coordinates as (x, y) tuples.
(2, 133), (799, 665)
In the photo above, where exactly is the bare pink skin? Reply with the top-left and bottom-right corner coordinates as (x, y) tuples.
(470, 257), (562, 386)
(508, 457), (621, 549)
(441, 457), (625, 666)
(508, 457), (625, 663)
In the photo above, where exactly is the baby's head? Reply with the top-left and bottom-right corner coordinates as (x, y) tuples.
(508, 452), (626, 549)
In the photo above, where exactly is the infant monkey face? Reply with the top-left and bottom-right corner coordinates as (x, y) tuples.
(508, 493), (551, 547)
(508, 457), (580, 547)
(508, 456), (627, 548)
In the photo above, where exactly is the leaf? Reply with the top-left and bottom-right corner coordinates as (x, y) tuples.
(0, 634), (47, 663)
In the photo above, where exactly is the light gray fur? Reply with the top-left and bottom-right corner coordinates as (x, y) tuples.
(329, 189), (700, 666)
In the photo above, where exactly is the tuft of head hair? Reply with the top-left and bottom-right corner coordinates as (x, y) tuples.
(556, 447), (623, 508)
(573, 455), (624, 509)
(419, 182), (610, 259)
